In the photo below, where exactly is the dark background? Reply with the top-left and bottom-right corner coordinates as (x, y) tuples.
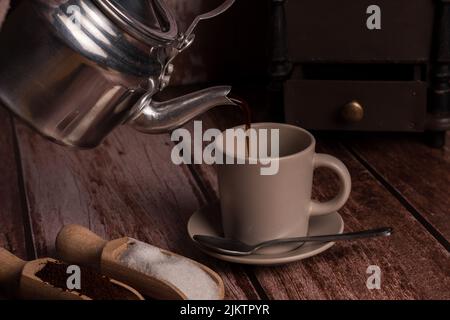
(164, 0), (270, 86)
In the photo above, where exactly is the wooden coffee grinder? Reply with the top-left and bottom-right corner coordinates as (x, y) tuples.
(269, 0), (450, 147)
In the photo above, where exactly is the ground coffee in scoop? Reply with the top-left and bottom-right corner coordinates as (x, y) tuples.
(35, 261), (136, 300)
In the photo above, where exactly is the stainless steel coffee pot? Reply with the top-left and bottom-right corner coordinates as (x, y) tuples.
(0, 0), (236, 148)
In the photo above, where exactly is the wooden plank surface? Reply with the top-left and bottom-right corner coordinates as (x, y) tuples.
(189, 111), (450, 299)
(0, 107), (28, 299)
(347, 133), (450, 244)
(0, 107), (28, 260)
(14, 121), (261, 300)
(0, 0), (9, 28)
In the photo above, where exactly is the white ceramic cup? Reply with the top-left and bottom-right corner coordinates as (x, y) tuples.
(215, 123), (351, 254)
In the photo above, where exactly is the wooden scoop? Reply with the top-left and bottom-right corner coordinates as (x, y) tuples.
(0, 248), (143, 300)
(56, 224), (225, 300)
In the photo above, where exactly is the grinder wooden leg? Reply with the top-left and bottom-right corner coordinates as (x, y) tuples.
(269, 0), (292, 123)
(427, 1), (450, 148)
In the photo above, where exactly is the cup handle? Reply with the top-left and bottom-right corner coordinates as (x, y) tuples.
(310, 154), (352, 216)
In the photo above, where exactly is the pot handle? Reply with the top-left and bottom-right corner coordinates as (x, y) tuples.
(179, 0), (235, 50)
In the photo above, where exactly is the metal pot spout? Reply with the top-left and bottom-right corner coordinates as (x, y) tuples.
(128, 86), (237, 134)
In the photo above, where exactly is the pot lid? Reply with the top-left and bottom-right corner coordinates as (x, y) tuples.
(93, 0), (179, 44)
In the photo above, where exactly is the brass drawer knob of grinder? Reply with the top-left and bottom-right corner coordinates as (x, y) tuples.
(341, 101), (364, 123)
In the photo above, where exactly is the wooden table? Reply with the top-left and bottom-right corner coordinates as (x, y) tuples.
(0, 88), (449, 300)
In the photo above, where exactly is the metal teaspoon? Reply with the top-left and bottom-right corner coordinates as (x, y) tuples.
(194, 227), (393, 256)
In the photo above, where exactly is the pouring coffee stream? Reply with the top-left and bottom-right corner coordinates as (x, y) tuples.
(230, 98), (253, 133)
(230, 97), (253, 155)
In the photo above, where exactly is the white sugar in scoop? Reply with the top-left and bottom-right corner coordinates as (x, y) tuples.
(119, 240), (221, 300)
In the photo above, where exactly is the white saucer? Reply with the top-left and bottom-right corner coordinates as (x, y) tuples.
(187, 203), (344, 266)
